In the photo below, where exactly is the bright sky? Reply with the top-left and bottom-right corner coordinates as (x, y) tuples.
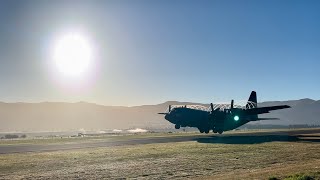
(0, 0), (319, 106)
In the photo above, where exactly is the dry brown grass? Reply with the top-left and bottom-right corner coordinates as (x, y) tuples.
(1, 132), (320, 179)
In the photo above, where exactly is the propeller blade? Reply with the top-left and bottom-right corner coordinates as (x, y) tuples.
(210, 103), (214, 113)
(169, 105), (171, 112)
(231, 99), (234, 109)
(158, 113), (168, 115)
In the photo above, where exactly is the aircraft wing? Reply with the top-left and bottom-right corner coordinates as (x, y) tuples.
(245, 105), (291, 115)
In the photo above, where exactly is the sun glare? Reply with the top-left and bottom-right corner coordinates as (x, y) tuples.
(52, 32), (93, 78)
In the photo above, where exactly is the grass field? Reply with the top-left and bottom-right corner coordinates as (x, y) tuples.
(1, 130), (320, 179)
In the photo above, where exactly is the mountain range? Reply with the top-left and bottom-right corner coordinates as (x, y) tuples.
(0, 98), (319, 132)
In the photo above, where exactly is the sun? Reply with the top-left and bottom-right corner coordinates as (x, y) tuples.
(52, 32), (93, 77)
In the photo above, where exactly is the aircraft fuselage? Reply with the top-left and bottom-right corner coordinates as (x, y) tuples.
(165, 107), (254, 133)
(159, 91), (290, 134)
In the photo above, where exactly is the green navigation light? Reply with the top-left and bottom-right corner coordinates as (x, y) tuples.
(234, 115), (239, 121)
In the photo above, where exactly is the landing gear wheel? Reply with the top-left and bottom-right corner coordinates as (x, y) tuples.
(199, 128), (204, 133)
(213, 130), (217, 133)
(175, 124), (181, 129)
(205, 129), (210, 134)
(218, 131), (223, 134)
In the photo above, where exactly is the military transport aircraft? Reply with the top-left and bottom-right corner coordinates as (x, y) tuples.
(158, 91), (290, 134)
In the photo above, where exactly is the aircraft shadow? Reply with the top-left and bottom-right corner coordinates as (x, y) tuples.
(196, 134), (320, 144)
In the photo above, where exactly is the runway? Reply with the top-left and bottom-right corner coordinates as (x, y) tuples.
(1, 129), (320, 154)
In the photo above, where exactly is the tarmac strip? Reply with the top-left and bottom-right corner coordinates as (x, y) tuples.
(0, 129), (319, 154)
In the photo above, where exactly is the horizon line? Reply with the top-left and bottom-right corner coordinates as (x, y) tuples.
(0, 97), (317, 107)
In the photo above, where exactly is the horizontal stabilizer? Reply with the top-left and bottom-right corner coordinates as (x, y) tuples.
(245, 105), (291, 115)
(256, 118), (280, 120)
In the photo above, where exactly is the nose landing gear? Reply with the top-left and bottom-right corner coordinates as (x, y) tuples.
(175, 124), (181, 129)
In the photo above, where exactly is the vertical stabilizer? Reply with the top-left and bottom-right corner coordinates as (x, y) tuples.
(246, 91), (257, 109)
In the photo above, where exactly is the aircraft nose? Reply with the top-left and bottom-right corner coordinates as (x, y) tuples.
(164, 113), (172, 122)
(164, 114), (169, 121)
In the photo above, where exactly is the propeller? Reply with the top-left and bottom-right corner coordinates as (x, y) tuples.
(158, 105), (171, 115)
(210, 103), (214, 113)
(231, 99), (234, 109)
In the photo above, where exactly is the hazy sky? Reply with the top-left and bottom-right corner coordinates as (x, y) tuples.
(0, 0), (319, 106)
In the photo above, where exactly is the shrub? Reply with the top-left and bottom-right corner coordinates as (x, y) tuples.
(20, 134), (27, 138)
(284, 174), (315, 180)
(4, 134), (19, 139)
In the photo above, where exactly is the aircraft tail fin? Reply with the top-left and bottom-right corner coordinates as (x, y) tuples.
(246, 91), (257, 109)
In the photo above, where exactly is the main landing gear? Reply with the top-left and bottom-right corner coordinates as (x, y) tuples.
(175, 124), (181, 129)
(198, 127), (210, 134)
(213, 130), (223, 134)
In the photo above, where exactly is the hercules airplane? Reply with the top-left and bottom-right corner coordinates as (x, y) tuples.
(158, 91), (290, 134)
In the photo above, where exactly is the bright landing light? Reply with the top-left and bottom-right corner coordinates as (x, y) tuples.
(52, 33), (93, 77)
(234, 115), (239, 121)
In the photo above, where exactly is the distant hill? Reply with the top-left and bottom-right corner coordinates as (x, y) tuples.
(0, 99), (319, 132)
(258, 99), (320, 125)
